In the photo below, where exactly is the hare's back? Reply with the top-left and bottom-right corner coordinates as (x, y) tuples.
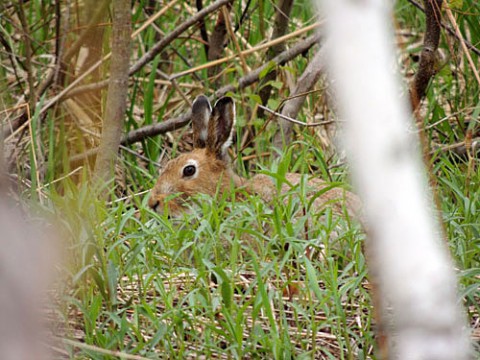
(247, 173), (362, 219)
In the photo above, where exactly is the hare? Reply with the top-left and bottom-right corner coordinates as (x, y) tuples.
(148, 95), (362, 221)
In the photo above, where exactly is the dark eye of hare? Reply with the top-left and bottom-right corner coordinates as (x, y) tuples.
(183, 165), (196, 177)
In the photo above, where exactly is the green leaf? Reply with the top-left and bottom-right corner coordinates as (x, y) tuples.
(107, 260), (119, 305)
(259, 61), (276, 79)
(248, 93), (262, 105)
(267, 98), (280, 110)
(269, 81), (283, 90)
(304, 258), (325, 300)
(214, 266), (233, 310)
(448, 0), (463, 9)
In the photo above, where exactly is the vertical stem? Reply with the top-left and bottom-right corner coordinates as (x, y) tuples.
(93, 0), (131, 188)
(17, 1), (36, 112)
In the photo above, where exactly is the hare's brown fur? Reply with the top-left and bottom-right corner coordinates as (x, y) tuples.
(149, 95), (361, 220)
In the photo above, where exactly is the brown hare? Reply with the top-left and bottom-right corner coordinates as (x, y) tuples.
(148, 95), (362, 220)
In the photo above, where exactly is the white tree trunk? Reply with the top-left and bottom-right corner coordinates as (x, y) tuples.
(317, 1), (470, 359)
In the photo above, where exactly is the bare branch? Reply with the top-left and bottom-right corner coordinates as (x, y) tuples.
(216, 33), (320, 97)
(409, 0), (443, 110)
(121, 113), (191, 146)
(272, 46), (326, 149)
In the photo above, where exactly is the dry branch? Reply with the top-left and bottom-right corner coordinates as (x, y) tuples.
(216, 33), (321, 97)
(258, 104), (332, 127)
(272, 46), (326, 149)
(121, 113), (191, 146)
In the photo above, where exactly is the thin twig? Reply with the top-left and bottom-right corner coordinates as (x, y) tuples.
(445, 7), (480, 86)
(60, 338), (152, 360)
(406, 0), (480, 56)
(258, 104), (334, 127)
(430, 137), (480, 156)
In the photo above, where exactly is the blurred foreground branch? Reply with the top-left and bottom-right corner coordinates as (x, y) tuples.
(320, 0), (471, 358)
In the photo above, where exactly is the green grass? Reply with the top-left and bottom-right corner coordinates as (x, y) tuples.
(46, 145), (478, 359)
(47, 170), (371, 358)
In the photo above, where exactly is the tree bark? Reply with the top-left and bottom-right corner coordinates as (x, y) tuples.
(93, 0), (131, 185)
(319, 0), (470, 359)
(76, 0), (110, 141)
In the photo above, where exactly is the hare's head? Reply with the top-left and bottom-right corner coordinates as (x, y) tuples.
(148, 95), (240, 217)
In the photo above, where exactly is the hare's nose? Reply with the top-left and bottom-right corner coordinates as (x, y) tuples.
(148, 197), (160, 212)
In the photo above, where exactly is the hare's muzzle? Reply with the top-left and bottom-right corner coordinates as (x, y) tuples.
(148, 196), (160, 212)
(148, 193), (189, 218)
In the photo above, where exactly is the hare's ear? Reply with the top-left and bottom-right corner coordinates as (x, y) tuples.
(207, 97), (235, 159)
(192, 95), (212, 149)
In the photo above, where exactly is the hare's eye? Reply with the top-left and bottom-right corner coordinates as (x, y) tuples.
(183, 165), (196, 177)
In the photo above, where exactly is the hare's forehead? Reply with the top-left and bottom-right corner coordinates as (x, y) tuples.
(160, 155), (199, 175)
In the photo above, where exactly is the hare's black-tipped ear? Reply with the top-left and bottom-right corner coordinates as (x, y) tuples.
(192, 95), (212, 149)
(207, 96), (235, 160)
